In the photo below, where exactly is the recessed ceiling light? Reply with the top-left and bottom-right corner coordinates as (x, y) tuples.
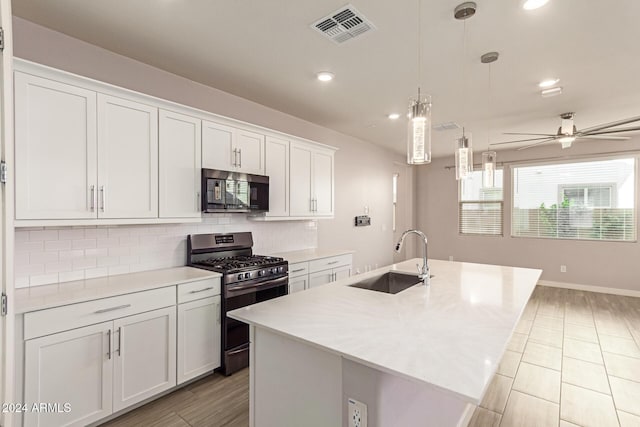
(388, 113), (400, 120)
(316, 72), (334, 82)
(541, 87), (562, 97)
(538, 78), (560, 88)
(523, 0), (549, 10)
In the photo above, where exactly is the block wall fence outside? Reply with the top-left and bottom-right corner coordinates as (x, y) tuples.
(14, 216), (318, 288)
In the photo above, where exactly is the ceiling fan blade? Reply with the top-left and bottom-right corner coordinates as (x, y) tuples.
(490, 137), (556, 146)
(578, 116), (640, 134)
(516, 139), (556, 151)
(577, 135), (630, 141)
(503, 132), (556, 136)
(582, 126), (640, 136)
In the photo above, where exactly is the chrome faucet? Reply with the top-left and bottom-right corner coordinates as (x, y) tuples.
(395, 229), (430, 286)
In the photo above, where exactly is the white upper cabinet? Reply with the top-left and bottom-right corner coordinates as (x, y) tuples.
(265, 136), (289, 217)
(15, 72), (98, 220)
(97, 94), (158, 219)
(289, 141), (335, 218)
(159, 109), (202, 218)
(202, 120), (265, 175)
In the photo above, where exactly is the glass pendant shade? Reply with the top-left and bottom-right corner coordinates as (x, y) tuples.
(407, 94), (432, 165)
(455, 133), (473, 180)
(482, 151), (497, 188)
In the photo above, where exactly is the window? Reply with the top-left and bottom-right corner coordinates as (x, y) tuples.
(459, 169), (504, 235)
(512, 157), (636, 241)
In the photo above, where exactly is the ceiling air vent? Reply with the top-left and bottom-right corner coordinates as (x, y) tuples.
(433, 122), (461, 131)
(311, 4), (376, 44)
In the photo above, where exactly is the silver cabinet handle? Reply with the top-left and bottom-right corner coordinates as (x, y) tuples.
(310, 198), (313, 213)
(94, 304), (131, 314)
(238, 148), (242, 168)
(117, 327), (122, 356)
(292, 268), (305, 273)
(196, 191), (200, 211)
(327, 261), (339, 265)
(99, 185), (106, 212)
(188, 286), (214, 294)
(232, 148), (238, 167)
(90, 185), (95, 211)
(107, 329), (112, 359)
(216, 303), (220, 324)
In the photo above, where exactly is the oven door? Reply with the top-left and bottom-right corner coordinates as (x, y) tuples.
(223, 275), (288, 374)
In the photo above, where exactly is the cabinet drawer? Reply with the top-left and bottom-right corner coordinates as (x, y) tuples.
(177, 278), (221, 304)
(288, 262), (309, 278)
(24, 286), (176, 340)
(309, 254), (352, 273)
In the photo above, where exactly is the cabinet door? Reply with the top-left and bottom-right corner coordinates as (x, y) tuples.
(177, 296), (221, 385)
(333, 265), (351, 281)
(24, 322), (113, 427)
(312, 150), (334, 216)
(289, 276), (308, 293)
(202, 120), (235, 171)
(289, 143), (313, 216)
(235, 129), (265, 175)
(265, 136), (289, 217)
(97, 94), (158, 219)
(309, 270), (333, 289)
(159, 110), (202, 218)
(14, 72), (98, 220)
(112, 307), (176, 412)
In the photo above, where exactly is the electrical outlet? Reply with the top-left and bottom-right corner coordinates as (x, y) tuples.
(348, 398), (368, 427)
(560, 265), (567, 273)
(449, 256), (454, 261)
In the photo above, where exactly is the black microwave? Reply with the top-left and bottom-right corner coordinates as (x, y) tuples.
(201, 169), (269, 213)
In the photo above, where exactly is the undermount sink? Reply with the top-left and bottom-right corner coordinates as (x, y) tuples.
(349, 271), (432, 294)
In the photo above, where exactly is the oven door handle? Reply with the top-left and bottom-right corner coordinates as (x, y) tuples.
(226, 276), (288, 298)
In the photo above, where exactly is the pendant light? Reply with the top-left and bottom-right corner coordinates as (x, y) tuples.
(407, 0), (432, 165)
(454, 2), (476, 180)
(480, 51), (499, 188)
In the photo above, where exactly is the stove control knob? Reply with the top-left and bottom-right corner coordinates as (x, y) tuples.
(258, 270), (265, 277)
(278, 266), (285, 273)
(244, 272), (251, 279)
(269, 268), (274, 275)
(237, 274), (243, 280)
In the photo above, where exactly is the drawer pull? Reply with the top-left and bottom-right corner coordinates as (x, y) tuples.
(188, 286), (214, 294)
(107, 329), (112, 359)
(94, 304), (131, 314)
(291, 268), (306, 273)
(327, 261), (339, 265)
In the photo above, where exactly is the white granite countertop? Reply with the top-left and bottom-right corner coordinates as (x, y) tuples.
(229, 258), (541, 404)
(15, 267), (221, 313)
(269, 248), (355, 264)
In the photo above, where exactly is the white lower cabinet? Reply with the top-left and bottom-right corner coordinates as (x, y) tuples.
(288, 254), (352, 291)
(177, 296), (221, 384)
(24, 322), (113, 427)
(112, 307), (176, 412)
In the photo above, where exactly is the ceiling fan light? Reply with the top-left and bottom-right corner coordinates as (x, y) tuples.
(558, 136), (576, 148)
(541, 87), (562, 97)
(523, 0), (549, 10)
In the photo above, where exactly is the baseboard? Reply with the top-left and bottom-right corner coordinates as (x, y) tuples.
(538, 280), (640, 298)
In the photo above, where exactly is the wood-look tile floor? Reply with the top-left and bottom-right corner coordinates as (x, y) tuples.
(101, 368), (249, 427)
(471, 286), (640, 427)
(103, 286), (640, 427)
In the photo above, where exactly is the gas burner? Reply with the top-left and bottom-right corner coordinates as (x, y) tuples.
(195, 255), (285, 272)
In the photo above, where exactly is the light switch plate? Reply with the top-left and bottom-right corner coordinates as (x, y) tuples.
(348, 398), (368, 427)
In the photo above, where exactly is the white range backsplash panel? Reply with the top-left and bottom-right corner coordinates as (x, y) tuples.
(15, 216), (318, 288)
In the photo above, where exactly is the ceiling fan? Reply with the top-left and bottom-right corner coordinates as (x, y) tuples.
(490, 112), (640, 150)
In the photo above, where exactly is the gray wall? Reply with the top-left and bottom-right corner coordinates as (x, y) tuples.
(12, 17), (413, 274)
(416, 138), (640, 292)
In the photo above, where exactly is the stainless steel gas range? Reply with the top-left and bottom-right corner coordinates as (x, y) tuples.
(187, 232), (288, 375)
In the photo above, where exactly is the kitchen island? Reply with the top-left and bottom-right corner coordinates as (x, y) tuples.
(228, 258), (541, 427)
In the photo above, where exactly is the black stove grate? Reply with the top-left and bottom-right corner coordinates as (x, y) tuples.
(193, 255), (285, 272)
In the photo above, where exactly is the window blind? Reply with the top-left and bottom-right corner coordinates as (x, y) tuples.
(512, 157), (636, 241)
(459, 169), (504, 235)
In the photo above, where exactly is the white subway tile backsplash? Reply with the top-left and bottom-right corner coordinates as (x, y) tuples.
(14, 216), (317, 287)
(72, 239), (97, 250)
(58, 229), (85, 240)
(29, 229), (59, 241)
(44, 240), (72, 252)
(15, 277), (29, 289)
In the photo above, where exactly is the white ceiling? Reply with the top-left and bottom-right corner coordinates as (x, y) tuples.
(12, 0), (640, 157)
